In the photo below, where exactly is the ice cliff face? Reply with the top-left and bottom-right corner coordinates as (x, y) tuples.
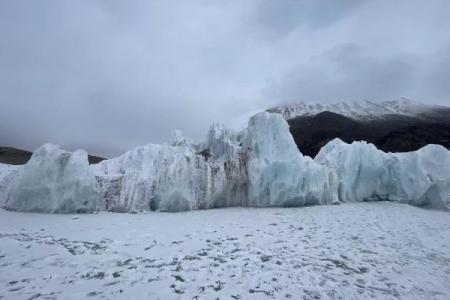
(92, 143), (207, 212)
(242, 113), (338, 207)
(92, 112), (338, 212)
(4, 144), (98, 213)
(315, 139), (450, 209)
(0, 163), (20, 206)
(1, 112), (449, 213)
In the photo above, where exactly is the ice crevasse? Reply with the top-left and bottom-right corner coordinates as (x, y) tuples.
(1, 112), (450, 213)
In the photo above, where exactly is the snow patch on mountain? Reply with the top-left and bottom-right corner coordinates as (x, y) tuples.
(268, 98), (436, 120)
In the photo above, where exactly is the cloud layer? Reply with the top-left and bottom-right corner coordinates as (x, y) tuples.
(1, 0), (449, 156)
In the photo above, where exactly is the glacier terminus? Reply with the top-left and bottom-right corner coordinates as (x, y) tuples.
(1, 112), (449, 213)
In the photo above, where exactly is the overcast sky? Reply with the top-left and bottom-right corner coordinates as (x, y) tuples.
(1, 0), (450, 157)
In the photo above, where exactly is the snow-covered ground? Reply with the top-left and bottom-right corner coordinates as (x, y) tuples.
(0, 202), (449, 300)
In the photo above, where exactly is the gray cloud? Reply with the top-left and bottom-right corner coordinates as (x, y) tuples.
(0, 0), (449, 157)
(253, 0), (367, 35)
(269, 44), (416, 103)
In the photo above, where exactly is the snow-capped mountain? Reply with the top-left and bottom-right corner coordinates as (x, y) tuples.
(267, 98), (441, 121)
(267, 98), (450, 157)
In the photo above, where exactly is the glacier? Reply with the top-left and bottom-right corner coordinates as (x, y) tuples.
(0, 112), (449, 213)
(92, 112), (338, 212)
(3, 144), (98, 213)
(0, 163), (20, 207)
(315, 138), (450, 209)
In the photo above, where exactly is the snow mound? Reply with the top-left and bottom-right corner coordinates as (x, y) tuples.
(315, 139), (450, 209)
(3, 144), (98, 213)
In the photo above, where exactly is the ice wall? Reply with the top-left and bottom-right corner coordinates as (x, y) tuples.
(92, 143), (207, 212)
(0, 164), (20, 206)
(3, 144), (98, 213)
(93, 112), (338, 212)
(1, 113), (449, 213)
(315, 139), (450, 209)
(242, 113), (338, 207)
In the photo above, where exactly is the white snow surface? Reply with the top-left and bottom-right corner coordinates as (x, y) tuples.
(315, 139), (450, 209)
(3, 144), (98, 213)
(268, 98), (436, 120)
(0, 202), (449, 299)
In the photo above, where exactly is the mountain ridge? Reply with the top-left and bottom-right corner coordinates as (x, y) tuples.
(268, 99), (450, 157)
(268, 98), (449, 122)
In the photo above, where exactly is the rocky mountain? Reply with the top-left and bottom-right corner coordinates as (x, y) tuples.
(267, 98), (448, 122)
(268, 99), (450, 157)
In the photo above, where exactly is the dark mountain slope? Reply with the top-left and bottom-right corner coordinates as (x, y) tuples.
(288, 111), (450, 157)
(0, 147), (105, 165)
(0, 147), (32, 165)
(378, 123), (450, 153)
